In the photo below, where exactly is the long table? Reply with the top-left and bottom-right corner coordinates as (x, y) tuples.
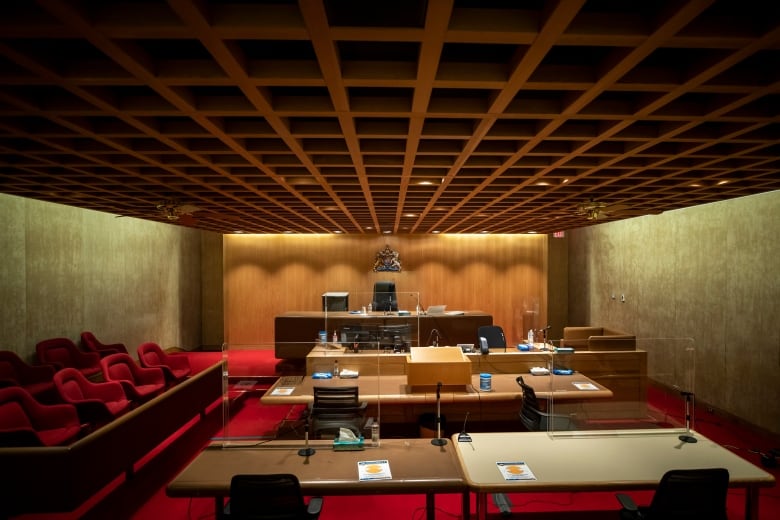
(452, 430), (776, 520)
(166, 438), (468, 520)
(260, 373), (612, 427)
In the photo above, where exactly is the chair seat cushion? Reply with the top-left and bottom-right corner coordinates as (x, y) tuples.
(37, 424), (81, 446)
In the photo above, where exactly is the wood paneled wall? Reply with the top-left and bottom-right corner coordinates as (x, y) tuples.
(224, 234), (548, 346)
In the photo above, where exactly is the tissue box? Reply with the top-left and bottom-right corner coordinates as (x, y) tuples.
(333, 436), (365, 451)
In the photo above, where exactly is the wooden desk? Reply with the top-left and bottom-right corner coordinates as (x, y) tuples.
(452, 430), (775, 520)
(275, 311), (493, 359)
(261, 373), (612, 426)
(167, 438), (468, 520)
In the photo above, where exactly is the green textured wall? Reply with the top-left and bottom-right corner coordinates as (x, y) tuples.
(568, 191), (780, 434)
(0, 194), (219, 360)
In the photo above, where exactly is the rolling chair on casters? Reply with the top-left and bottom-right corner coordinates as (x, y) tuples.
(477, 325), (507, 353)
(308, 386), (367, 439)
(516, 376), (577, 431)
(615, 468), (729, 520)
(225, 474), (323, 520)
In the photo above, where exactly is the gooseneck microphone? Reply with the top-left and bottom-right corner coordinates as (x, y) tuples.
(431, 381), (447, 446)
(298, 415), (316, 456)
(678, 391), (697, 444)
(457, 411), (472, 442)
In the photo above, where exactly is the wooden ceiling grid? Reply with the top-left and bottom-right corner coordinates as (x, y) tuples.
(0, 0), (778, 234)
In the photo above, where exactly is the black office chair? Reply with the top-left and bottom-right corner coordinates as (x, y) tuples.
(515, 376), (576, 431)
(477, 325), (507, 352)
(225, 473), (323, 520)
(615, 468), (729, 520)
(372, 280), (398, 312)
(309, 386), (367, 439)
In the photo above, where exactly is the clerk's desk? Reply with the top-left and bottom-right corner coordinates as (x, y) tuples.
(452, 430), (775, 520)
(261, 373), (612, 425)
(166, 438), (468, 520)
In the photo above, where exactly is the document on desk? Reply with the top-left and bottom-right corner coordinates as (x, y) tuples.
(496, 461), (537, 480)
(358, 459), (392, 481)
(270, 387), (295, 396)
(572, 382), (598, 390)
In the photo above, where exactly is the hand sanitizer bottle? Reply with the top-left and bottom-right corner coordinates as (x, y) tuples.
(333, 359), (339, 378)
(367, 303), (372, 313)
(528, 329), (534, 347)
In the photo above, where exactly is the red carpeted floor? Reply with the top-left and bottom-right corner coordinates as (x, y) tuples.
(11, 349), (780, 520)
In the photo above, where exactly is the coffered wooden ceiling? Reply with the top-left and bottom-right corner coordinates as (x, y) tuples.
(1, 0), (779, 234)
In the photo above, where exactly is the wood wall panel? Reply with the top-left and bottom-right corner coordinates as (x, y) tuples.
(224, 234), (548, 346)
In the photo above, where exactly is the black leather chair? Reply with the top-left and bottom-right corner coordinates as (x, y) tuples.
(516, 376), (576, 431)
(225, 474), (323, 520)
(371, 281), (397, 312)
(309, 386), (367, 439)
(615, 468), (729, 519)
(477, 325), (507, 352)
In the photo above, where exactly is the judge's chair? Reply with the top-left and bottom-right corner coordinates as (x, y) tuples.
(225, 474), (323, 520)
(615, 468), (729, 520)
(371, 280), (398, 312)
(516, 376), (577, 431)
(308, 386), (367, 439)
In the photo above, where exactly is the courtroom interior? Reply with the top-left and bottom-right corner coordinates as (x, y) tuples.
(1, 1), (779, 519)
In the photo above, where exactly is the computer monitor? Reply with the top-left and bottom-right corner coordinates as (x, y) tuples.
(322, 292), (349, 312)
(372, 281), (397, 311)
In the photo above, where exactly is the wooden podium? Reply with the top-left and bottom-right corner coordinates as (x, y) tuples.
(406, 347), (472, 390)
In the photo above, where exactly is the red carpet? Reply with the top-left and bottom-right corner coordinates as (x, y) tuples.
(10, 349), (780, 520)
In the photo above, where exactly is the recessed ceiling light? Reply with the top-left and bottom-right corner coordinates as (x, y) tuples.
(404, 213), (417, 218)
(418, 180), (434, 185)
(432, 230), (440, 234)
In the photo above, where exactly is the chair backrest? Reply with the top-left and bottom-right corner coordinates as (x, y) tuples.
(229, 474), (313, 520)
(646, 468), (730, 519)
(102, 354), (137, 383)
(372, 280), (397, 311)
(138, 342), (164, 366)
(477, 325), (506, 349)
(36, 338), (78, 366)
(54, 369), (87, 401)
(516, 376), (543, 431)
(312, 386), (360, 411)
(0, 353), (21, 383)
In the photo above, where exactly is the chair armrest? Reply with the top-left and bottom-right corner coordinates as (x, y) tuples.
(0, 377), (20, 388)
(615, 493), (639, 512)
(307, 496), (323, 516)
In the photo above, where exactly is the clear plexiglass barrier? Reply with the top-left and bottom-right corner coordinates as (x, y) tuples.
(218, 340), (388, 449)
(547, 337), (696, 438)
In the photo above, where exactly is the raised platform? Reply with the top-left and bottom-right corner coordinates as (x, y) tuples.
(275, 311), (492, 359)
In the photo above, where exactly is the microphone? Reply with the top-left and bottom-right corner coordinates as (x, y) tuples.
(457, 411), (472, 442)
(678, 391), (697, 444)
(297, 415), (316, 456)
(431, 381), (447, 446)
